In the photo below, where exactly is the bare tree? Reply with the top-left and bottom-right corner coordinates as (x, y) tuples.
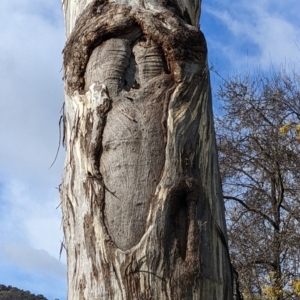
(216, 69), (300, 300)
(60, 0), (233, 298)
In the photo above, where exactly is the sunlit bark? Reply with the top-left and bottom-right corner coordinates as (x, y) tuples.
(61, 0), (233, 298)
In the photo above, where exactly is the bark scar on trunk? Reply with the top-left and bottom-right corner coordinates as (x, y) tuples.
(80, 26), (176, 249)
(61, 0), (233, 297)
(62, 0), (207, 251)
(63, 0), (207, 94)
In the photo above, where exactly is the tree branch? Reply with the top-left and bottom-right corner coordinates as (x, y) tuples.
(223, 196), (279, 230)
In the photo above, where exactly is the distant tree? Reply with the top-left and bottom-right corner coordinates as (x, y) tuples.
(215, 69), (300, 299)
(0, 284), (48, 300)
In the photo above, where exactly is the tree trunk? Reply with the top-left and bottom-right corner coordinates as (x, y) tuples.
(61, 0), (233, 299)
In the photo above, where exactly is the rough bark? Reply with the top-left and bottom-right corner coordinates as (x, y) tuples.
(61, 0), (233, 299)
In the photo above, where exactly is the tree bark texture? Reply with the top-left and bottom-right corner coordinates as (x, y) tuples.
(61, 0), (233, 299)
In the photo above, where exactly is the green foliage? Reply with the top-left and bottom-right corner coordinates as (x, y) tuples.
(0, 284), (51, 300)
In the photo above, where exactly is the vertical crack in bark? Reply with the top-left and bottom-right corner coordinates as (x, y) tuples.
(171, 188), (188, 260)
(84, 83), (110, 179)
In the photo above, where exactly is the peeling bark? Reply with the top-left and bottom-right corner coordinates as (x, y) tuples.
(61, 0), (233, 299)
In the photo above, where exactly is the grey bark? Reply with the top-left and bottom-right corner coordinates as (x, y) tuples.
(61, 0), (233, 299)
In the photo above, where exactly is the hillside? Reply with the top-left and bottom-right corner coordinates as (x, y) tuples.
(0, 284), (53, 300)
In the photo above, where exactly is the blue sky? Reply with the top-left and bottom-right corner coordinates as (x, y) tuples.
(0, 0), (299, 299)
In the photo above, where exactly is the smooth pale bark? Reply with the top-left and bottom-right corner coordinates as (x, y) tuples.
(61, 0), (233, 298)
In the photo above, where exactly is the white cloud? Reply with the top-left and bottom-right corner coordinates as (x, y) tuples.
(0, 0), (65, 183)
(0, 0), (66, 298)
(0, 240), (65, 279)
(0, 180), (63, 258)
(0, 251), (66, 300)
(0, 0), (65, 237)
(0, 175), (66, 298)
(203, 0), (300, 72)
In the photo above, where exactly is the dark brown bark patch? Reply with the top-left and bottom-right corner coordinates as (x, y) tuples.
(83, 214), (96, 258)
(63, 0), (207, 94)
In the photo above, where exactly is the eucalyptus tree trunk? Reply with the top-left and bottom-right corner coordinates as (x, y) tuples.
(61, 0), (233, 299)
